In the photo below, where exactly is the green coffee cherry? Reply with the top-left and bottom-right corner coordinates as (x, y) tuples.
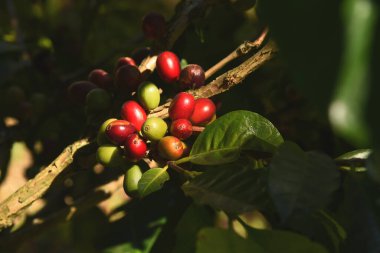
(123, 162), (148, 197)
(137, 81), (160, 110)
(96, 145), (125, 168)
(85, 88), (111, 112)
(97, 118), (117, 145)
(141, 117), (168, 141)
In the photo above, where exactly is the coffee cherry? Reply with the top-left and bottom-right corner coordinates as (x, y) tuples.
(96, 145), (125, 168)
(179, 64), (205, 89)
(141, 117), (168, 141)
(138, 81), (160, 110)
(158, 136), (183, 160)
(142, 12), (166, 40)
(131, 47), (152, 65)
(85, 88), (111, 112)
(88, 69), (113, 90)
(106, 119), (136, 146)
(156, 51), (181, 84)
(124, 133), (147, 161)
(123, 163), (145, 197)
(115, 65), (141, 92)
(67, 81), (97, 104)
(115, 57), (137, 72)
(169, 92), (195, 120)
(97, 118), (117, 145)
(170, 119), (192, 140)
(190, 98), (216, 125)
(121, 101), (147, 131)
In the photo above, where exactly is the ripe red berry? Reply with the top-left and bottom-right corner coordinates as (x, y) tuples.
(67, 81), (97, 104)
(142, 12), (166, 40)
(170, 119), (192, 140)
(124, 133), (147, 161)
(158, 136), (183, 160)
(179, 64), (205, 89)
(156, 51), (181, 84)
(115, 65), (141, 92)
(169, 92), (195, 120)
(105, 120), (136, 146)
(190, 98), (216, 125)
(121, 101), (147, 131)
(115, 57), (137, 72)
(88, 69), (113, 90)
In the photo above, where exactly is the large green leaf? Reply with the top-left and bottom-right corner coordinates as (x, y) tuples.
(268, 142), (340, 221)
(182, 110), (283, 165)
(173, 204), (214, 253)
(138, 168), (170, 198)
(247, 228), (329, 253)
(182, 162), (268, 213)
(196, 228), (265, 253)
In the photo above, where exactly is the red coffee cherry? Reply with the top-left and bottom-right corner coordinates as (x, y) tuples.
(169, 92), (195, 120)
(67, 81), (97, 104)
(190, 98), (216, 125)
(179, 64), (205, 89)
(88, 69), (113, 90)
(170, 119), (192, 140)
(121, 101), (147, 131)
(142, 12), (166, 40)
(158, 136), (183, 160)
(124, 133), (147, 162)
(156, 51), (181, 84)
(115, 57), (137, 72)
(105, 120), (136, 146)
(115, 65), (141, 92)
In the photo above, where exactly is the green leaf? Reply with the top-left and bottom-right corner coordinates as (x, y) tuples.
(268, 142), (340, 221)
(336, 149), (371, 172)
(182, 162), (268, 213)
(173, 204), (214, 253)
(138, 168), (170, 198)
(196, 228), (265, 253)
(336, 149), (372, 160)
(247, 228), (329, 253)
(184, 110), (283, 165)
(329, 0), (378, 146)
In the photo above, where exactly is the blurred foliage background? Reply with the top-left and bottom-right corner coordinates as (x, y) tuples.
(0, 0), (379, 252)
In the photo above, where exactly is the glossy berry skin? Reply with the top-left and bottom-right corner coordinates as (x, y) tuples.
(179, 64), (205, 89)
(121, 101), (147, 131)
(97, 118), (117, 145)
(67, 81), (97, 104)
(190, 98), (216, 125)
(106, 120), (136, 146)
(158, 136), (183, 160)
(88, 69), (113, 90)
(138, 81), (160, 110)
(169, 92), (195, 120)
(124, 133), (147, 161)
(156, 51), (181, 84)
(96, 145), (125, 168)
(170, 119), (192, 140)
(141, 117), (168, 141)
(115, 65), (141, 92)
(123, 163), (143, 198)
(142, 12), (166, 40)
(115, 57), (137, 72)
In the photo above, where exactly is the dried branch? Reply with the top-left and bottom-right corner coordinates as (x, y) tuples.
(0, 139), (89, 230)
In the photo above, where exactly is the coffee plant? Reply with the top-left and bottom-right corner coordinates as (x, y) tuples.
(0, 0), (380, 252)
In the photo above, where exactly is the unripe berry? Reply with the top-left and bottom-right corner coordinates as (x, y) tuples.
(142, 12), (166, 40)
(97, 118), (117, 145)
(105, 120), (136, 146)
(156, 51), (181, 84)
(96, 145), (125, 168)
(124, 133), (147, 161)
(138, 81), (160, 110)
(169, 92), (195, 120)
(190, 98), (216, 125)
(158, 136), (183, 160)
(179, 64), (205, 89)
(141, 117), (168, 141)
(121, 101), (147, 131)
(170, 119), (192, 140)
(85, 88), (111, 112)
